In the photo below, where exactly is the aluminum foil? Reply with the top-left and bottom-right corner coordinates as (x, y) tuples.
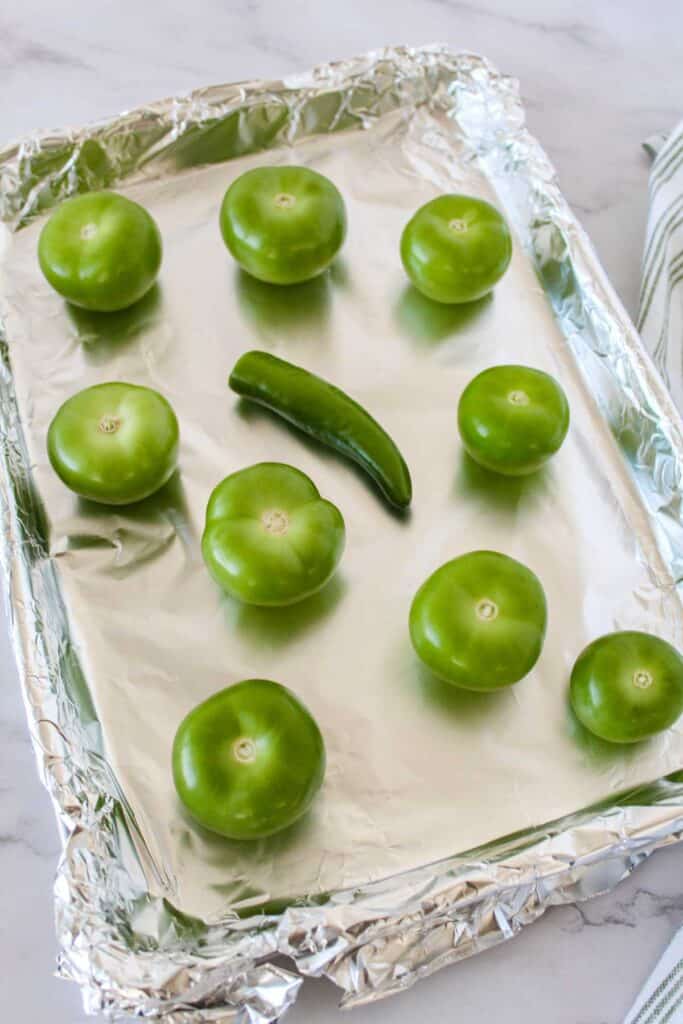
(2, 44), (683, 1022)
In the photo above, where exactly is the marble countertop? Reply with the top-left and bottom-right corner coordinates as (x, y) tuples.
(2, 2), (683, 1021)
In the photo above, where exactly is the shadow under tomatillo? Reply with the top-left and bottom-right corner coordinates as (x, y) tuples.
(395, 285), (492, 344)
(67, 282), (162, 365)
(176, 798), (324, 916)
(565, 693), (647, 765)
(415, 661), (513, 724)
(454, 451), (551, 516)
(235, 266), (333, 341)
(223, 573), (347, 650)
(64, 471), (194, 573)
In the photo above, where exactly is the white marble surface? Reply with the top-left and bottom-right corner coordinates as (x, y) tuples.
(1, 2), (683, 1021)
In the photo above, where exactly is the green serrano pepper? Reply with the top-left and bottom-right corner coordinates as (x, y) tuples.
(229, 350), (412, 510)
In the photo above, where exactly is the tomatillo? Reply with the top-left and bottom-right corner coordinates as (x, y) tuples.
(173, 678), (326, 839)
(202, 462), (345, 606)
(409, 550), (547, 690)
(38, 191), (162, 312)
(219, 165), (346, 284)
(47, 382), (179, 505)
(458, 365), (570, 476)
(570, 631), (683, 744)
(400, 194), (512, 304)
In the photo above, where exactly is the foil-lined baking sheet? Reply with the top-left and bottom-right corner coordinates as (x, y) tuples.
(2, 44), (683, 1022)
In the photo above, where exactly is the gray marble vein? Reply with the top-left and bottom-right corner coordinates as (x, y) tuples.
(1, 2), (683, 1023)
(438, 1), (613, 51)
(0, 20), (93, 71)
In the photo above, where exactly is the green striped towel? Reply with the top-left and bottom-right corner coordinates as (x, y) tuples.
(622, 125), (683, 1024)
(638, 120), (683, 411)
(624, 924), (683, 1023)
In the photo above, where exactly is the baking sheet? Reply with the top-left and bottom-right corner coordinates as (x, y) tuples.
(2, 45), (683, 1021)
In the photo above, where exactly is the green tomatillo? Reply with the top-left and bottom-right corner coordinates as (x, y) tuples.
(400, 194), (512, 304)
(47, 382), (179, 505)
(173, 678), (326, 840)
(409, 550), (547, 690)
(219, 165), (347, 285)
(38, 191), (162, 312)
(202, 462), (345, 606)
(458, 364), (570, 476)
(570, 631), (683, 743)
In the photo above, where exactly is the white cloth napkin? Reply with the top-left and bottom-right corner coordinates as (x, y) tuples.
(622, 121), (683, 1024)
(638, 119), (683, 412)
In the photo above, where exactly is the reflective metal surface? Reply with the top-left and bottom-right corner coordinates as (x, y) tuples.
(1, 44), (683, 1022)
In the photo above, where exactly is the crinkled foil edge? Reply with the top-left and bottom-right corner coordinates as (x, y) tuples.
(2, 43), (683, 1022)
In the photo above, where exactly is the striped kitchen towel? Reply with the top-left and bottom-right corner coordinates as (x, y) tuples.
(621, 121), (683, 1024)
(638, 118), (683, 413)
(624, 924), (683, 1024)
